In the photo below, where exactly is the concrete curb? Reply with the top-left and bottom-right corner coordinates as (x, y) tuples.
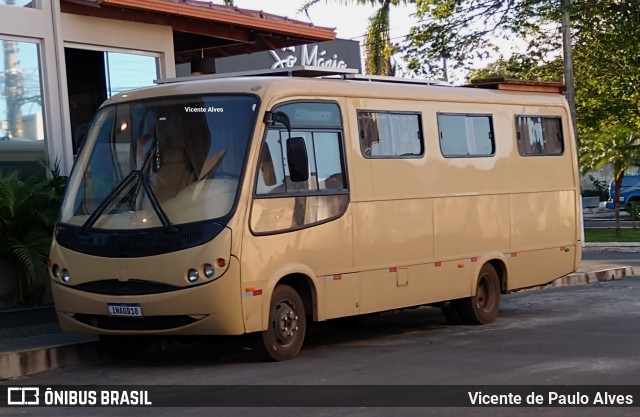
(585, 242), (640, 248)
(0, 266), (636, 380)
(0, 335), (103, 380)
(529, 266), (635, 291)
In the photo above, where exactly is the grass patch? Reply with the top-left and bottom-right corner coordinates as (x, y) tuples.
(584, 228), (640, 242)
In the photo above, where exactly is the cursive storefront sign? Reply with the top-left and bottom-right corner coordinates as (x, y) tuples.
(269, 44), (348, 69)
(208, 39), (361, 74)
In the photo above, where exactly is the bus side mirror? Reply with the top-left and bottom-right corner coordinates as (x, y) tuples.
(286, 136), (309, 182)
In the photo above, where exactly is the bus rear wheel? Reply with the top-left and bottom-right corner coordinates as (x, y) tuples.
(456, 264), (501, 325)
(253, 284), (306, 361)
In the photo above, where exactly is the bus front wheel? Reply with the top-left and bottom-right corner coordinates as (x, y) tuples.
(253, 284), (306, 361)
(456, 264), (501, 325)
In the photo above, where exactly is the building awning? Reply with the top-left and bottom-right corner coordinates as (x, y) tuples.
(60, 0), (337, 63)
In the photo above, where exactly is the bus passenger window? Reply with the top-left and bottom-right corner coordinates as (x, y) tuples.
(515, 116), (564, 156)
(437, 113), (495, 157)
(357, 111), (423, 158)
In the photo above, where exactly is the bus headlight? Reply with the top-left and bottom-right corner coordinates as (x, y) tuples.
(203, 263), (215, 279)
(187, 268), (199, 283)
(52, 264), (60, 278)
(60, 269), (71, 283)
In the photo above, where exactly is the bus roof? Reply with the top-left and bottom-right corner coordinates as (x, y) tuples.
(106, 66), (569, 108)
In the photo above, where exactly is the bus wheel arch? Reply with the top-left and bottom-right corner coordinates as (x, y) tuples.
(487, 259), (508, 294)
(277, 273), (317, 322)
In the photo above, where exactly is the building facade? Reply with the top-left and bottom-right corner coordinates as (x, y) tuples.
(0, 0), (335, 176)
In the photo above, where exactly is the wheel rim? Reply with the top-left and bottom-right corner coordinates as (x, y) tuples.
(272, 299), (299, 347)
(475, 275), (496, 313)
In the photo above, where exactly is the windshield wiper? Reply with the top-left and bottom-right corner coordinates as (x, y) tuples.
(80, 170), (138, 234)
(139, 173), (174, 231)
(81, 118), (176, 234)
(80, 170), (176, 234)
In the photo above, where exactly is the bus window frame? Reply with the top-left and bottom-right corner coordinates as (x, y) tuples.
(356, 110), (425, 159)
(437, 112), (496, 159)
(250, 100), (350, 236)
(514, 114), (565, 157)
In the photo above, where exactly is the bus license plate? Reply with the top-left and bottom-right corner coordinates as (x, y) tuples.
(107, 303), (143, 317)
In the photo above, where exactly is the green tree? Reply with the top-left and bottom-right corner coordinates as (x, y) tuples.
(580, 127), (640, 236)
(403, 0), (558, 79)
(466, 54), (562, 84)
(409, 1), (640, 140)
(299, 0), (413, 75)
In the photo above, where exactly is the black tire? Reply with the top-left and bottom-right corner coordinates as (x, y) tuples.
(456, 264), (501, 325)
(253, 284), (306, 361)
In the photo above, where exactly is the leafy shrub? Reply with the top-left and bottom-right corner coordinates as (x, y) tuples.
(586, 174), (609, 201)
(0, 165), (67, 306)
(627, 201), (640, 229)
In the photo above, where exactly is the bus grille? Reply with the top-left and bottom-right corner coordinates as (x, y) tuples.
(73, 314), (198, 330)
(72, 279), (180, 295)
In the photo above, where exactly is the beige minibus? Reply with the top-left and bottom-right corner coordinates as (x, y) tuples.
(49, 66), (581, 360)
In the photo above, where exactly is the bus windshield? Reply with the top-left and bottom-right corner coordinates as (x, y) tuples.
(59, 94), (258, 230)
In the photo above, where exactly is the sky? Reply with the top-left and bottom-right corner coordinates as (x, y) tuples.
(233, 1), (419, 42)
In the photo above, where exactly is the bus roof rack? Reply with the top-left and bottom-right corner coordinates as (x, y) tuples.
(156, 66), (359, 84)
(156, 65), (450, 86)
(466, 77), (566, 93)
(343, 73), (451, 87)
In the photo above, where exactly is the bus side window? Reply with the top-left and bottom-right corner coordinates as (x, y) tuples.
(252, 101), (348, 234)
(515, 115), (564, 156)
(438, 113), (495, 157)
(358, 111), (423, 158)
(256, 130), (286, 194)
(260, 142), (277, 187)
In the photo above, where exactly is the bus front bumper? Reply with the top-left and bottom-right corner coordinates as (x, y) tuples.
(52, 257), (245, 336)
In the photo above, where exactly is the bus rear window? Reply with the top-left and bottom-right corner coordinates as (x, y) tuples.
(516, 116), (564, 156)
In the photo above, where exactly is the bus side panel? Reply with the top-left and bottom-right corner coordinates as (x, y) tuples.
(352, 199), (434, 269)
(352, 199), (438, 312)
(508, 190), (578, 289)
(350, 197), (481, 312)
(324, 272), (361, 319)
(433, 194), (511, 259)
(505, 246), (577, 290)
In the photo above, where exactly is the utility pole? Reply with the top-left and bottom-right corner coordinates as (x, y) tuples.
(561, 0), (578, 144)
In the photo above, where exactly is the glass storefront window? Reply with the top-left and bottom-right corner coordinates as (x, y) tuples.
(105, 52), (158, 98)
(0, 0), (37, 8)
(0, 38), (45, 177)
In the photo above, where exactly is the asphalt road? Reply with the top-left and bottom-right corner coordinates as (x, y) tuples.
(584, 220), (636, 229)
(2, 276), (640, 417)
(582, 247), (640, 269)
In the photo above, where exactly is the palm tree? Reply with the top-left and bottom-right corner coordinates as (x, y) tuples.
(580, 126), (640, 236)
(299, 0), (413, 75)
